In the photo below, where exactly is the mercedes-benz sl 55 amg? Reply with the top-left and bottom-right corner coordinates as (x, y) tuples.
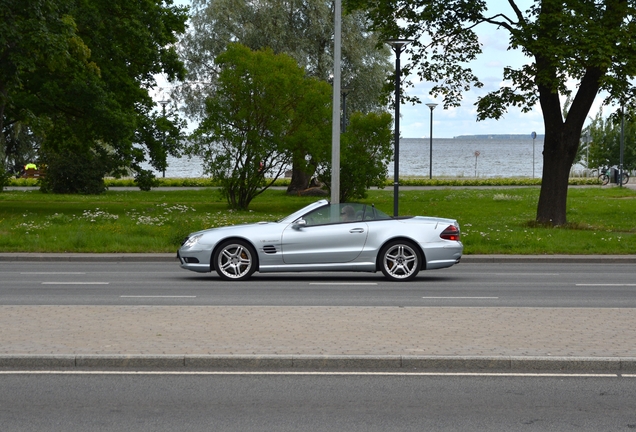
(178, 199), (462, 281)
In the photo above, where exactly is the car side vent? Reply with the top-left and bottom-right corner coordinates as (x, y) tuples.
(263, 245), (277, 254)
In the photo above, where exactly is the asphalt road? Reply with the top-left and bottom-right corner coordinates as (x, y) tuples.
(2, 372), (636, 431)
(1, 261), (635, 307)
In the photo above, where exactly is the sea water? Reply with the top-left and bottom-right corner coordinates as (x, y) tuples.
(143, 136), (578, 179)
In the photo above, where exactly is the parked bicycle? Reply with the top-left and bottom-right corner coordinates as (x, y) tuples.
(597, 166), (611, 185)
(619, 171), (630, 185)
(597, 166), (630, 185)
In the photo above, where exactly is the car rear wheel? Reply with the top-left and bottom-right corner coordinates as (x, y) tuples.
(214, 240), (257, 281)
(379, 240), (421, 281)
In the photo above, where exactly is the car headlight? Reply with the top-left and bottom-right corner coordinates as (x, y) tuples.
(182, 234), (203, 248)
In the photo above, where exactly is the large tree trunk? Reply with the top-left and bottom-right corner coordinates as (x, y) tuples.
(286, 165), (313, 195)
(536, 127), (579, 226)
(535, 61), (603, 226)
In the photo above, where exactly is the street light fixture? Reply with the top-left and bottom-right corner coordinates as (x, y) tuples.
(386, 39), (412, 217)
(426, 103), (437, 179)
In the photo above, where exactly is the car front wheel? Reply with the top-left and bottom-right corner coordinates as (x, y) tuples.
(379, 240), (422, 281)
(213, 240), (257, 281)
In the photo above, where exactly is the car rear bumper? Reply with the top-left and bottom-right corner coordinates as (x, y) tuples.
(423, 242), (463, 269)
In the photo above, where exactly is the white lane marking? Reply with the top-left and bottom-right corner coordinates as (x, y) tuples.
(120, 296), (196, 298)
(576, 284), (636, 287)
(422, 297), (499, 299)
(495, 273), (560, 276)
(22, 272), (87, 275)
(42, 282), (109, 285)
(0, 371), (623, 378)
(310, 283), (378, 286)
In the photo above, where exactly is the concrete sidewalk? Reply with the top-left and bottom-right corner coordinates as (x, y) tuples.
(1, 254), (636, 372)
(1, 304), (636, 372)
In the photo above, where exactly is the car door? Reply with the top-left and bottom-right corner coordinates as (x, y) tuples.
(281, 204), (368, 264)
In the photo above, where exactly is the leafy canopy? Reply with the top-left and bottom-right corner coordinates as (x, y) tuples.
(190, 44), (332, 209)
(316, 111), (393, 202)
(351, 0), (636, 225)
(1, 0), (188, 192)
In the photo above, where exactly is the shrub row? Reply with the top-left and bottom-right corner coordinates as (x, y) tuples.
(5, 176), (603, 189)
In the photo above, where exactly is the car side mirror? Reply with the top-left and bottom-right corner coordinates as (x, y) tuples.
(293, 219), (307, 229)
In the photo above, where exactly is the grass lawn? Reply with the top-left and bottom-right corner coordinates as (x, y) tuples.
(0, 185), (634, 254)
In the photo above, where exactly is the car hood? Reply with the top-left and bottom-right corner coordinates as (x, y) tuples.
(189, 221), (279, 238)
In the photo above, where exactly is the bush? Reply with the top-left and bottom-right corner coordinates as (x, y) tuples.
(134, 169), (159, 191)
(39, 149), (109, 194)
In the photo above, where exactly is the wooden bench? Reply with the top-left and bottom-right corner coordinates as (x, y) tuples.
(21, 168), (45, 179)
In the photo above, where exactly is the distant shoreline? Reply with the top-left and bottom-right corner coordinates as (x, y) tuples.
(402, 134), (545, 140)
(451, 134), (545, 140)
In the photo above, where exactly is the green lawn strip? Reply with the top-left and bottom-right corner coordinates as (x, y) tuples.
(0, 186), (634, 254)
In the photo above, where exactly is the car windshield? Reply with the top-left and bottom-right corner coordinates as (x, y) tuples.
(277, 199), (329, 224)
(300, 203), (391, 226)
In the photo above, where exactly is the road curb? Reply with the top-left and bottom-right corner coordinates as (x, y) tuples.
(0, 253), (178, 262)
(2, 355), (636, 372)
(1, 253), (635, 264)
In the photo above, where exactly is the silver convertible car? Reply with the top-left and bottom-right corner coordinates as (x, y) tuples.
(178, 199), (462, 281)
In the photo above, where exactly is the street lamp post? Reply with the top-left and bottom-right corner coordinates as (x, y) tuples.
(531, 131), (537, 179)
(426, 103), (437, 179)
(620, 106), (625, 187)
(158, 99), (169, 178)
(386, 39), (412, 217)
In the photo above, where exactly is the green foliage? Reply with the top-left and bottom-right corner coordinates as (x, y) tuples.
(2, 122), (43, 175)
(179, 0), (392, 191)
(317, 111), (394, 201)
(584, 109), (636, 171)
(1, 0), (188, 193)
(134, 169), (159, 192)
(179, 0), (391, 118)
(39, 148), (109, 194)
(190, 44), (332, 210)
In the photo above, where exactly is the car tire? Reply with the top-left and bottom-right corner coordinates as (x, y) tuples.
(213, 239), (258, 281)
(378, 240), (422, 281)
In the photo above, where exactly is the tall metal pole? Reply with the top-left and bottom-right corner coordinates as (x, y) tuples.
(330, 0), (342, 206)
(426, 103), (437, 179)
(531, 131), (537, 179)
(620, 106), (625, 188)
(386, 40), (411, 217)
(158, 99), (169, 178)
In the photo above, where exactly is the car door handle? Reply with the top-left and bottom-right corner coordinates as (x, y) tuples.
(349, 228), (365, 233)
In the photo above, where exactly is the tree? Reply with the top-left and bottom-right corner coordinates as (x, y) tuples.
(1, 0), (95, 153)
(1, 122), (42, 175)
(352, 0), (636, 225)
(585, 109), (636, 172)
(190, 44), (332, 209)
(1, 0), (188, 192)
(177, 0), (392, 193)
(316, 111), (393, 202)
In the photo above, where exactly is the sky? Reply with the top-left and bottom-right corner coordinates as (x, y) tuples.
(159, 0), (612, 139)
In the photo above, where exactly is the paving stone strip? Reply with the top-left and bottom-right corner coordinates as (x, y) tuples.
(1, 306), (635, 358)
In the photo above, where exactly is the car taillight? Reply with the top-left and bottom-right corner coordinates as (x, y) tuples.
(440, 225), (460, 241)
